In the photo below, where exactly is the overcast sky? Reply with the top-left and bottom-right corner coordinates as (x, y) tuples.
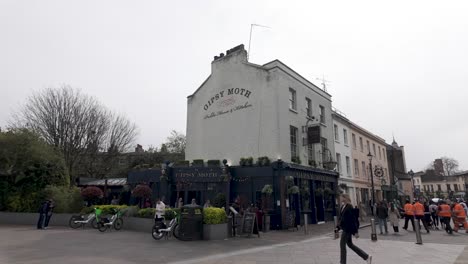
(1, 1), (467, 171)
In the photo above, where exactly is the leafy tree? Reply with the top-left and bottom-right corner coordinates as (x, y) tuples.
(164, 130), (186, 154)
(0, 129), (68, 211)
(11, 86), (138, 185)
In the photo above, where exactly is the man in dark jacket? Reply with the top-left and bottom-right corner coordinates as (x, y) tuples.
(336, 194), (372, 264)
(376, 201), (388, 235)
(37, 200), (49, 229)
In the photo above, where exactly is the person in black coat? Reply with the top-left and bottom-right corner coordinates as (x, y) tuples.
(336, 194), (372, 264)
(37, 200), (49, 229)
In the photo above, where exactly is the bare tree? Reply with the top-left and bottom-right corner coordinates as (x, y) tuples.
(440, 156), (459, 176)
(11, 85), (138, 184)
(424, 157), (460, 176)
(165, 130), (186, 154)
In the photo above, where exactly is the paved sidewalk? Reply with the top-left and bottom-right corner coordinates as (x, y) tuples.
(175, 236), (467, 264)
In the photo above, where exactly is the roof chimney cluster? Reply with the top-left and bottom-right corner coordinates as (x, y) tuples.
(213, 44), (245, 61)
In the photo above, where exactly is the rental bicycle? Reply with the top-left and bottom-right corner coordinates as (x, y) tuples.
(69, 212), (98, 229)
(96, 208), (124, 232)
(152, 212), (180, 240)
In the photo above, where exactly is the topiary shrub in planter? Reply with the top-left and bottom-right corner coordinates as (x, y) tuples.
(207, 160), (221, 167)
(203, 207), (228, 240)
(192, 159), (204, 167)
(174, 160), (190, 167)
(257, 156), (271, 166)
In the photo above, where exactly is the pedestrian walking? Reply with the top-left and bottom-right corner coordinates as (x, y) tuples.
(403, 200), (415, 231)
(429, 200), (439, 230)
(452, 199), (468, 233)
(44, 199), (55, 229)
(388, 202), (401, 233)
(414, 200), (430, 233)
(336, 194), (372, 264)
(376, 201), (388, 235)
(437, 200), (453, 234)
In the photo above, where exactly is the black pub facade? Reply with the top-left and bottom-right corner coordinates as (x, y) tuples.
(127, 160), (338, 229)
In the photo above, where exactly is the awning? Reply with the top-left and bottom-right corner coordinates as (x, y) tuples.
(80, 178), (127, 186)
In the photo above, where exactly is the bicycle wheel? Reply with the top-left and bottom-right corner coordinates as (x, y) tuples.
(69, 216), (82, 229)
(90, 218), (98, 229)
(113, 218), (123, 230)
(172, 224), (180, 240)
(152, 224), (164, 240)
(98, 222), (107, 232)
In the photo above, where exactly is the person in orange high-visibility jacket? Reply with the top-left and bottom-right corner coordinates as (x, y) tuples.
(437, 200), (453, 234)
(414, 200), (430, 233)
(403, 200), (415, 231)
(452, 201), (468, 233)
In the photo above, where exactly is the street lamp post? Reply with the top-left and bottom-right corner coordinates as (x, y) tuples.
(408, 170), (415, 201)
(367, 152), (376, 213)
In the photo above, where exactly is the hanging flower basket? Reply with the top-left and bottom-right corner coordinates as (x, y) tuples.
(261, 184), (273, 195)
(288, 185), (300, 195)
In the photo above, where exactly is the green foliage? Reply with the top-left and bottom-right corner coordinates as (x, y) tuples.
(203, 207), (227, 225)
(192, 159), (204, 167)
(212, 193), (226, 208)
(0, 129), (68, 187)
(291, 156), (302, 164)
(6, 192), (43, 212)
(137, 208), (155, 218)
(240, 157), (254, 166)
(80, 205), (129, 215)
(288, 185), (300, 195)
(207, 160), (220, 167)
(42, 185), (83, 213)
(257, 156), (271, 166)
(261, 184), (273, 195)
(136, 208), (180, 219)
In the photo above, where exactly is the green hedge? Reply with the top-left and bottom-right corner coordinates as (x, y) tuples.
(80, 205), (131, 215)
(203, 207), (227, 225)
(136, 208), (180, 220)
(207, 160), (220, 167)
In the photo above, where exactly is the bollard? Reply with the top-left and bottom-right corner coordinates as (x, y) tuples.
(370, 218), (378, 241)
(304, 214), (308, 235)
(414, 218), (423, 245)
(334, 216), (339, 239)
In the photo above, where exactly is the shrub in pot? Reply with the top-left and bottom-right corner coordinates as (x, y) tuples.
(203, 207), (228, 240)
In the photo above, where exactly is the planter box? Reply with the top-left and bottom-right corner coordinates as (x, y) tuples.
(203, 223), (227, 240)
(0, 212), (74, 227)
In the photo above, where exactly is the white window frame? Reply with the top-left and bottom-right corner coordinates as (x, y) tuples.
(289, 88), (297, 111)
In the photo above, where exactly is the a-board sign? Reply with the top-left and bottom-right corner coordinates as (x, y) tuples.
(241, 212), (260, 238)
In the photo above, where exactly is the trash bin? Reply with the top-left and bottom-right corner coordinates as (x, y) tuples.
(177, 205), (204, 241)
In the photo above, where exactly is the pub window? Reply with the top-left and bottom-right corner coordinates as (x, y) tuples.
(346, 156), (351, 176)
(306, 97), (312, 117)
(454, 184), (459, 191)
(437, 184), (441, 191)
(289, 88), (297, 111)
(336, 153), (342, 172)
(319, 105), (325, 123)
(354, 159), (359, 177)
(290, 125), (298, 159)
(343, 129), (348, 145)
(334, 124), (339, 141)
(362, 161), (366, 178)
(372, 143), (376, 156)
(320, 137), (328, 165)
(378, 146), (382, 160)
(366, 140), (370, 153)
(308, 144), (315, 165)
(447, 184), (451, 191)
(352, 133), (356, 149)
(359, 137), (363, 152)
